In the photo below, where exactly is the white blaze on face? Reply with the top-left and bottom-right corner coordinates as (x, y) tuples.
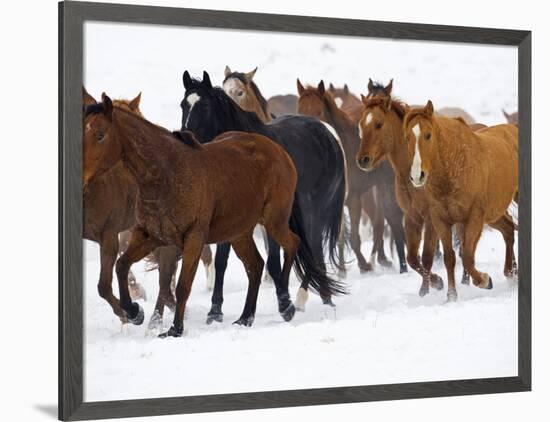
(184, 93), (200, 128)
(334, 97), (344, 108)
(222, 78), (243, 104)
(358, 112), (372, 140)
(410, 123), (423, 185)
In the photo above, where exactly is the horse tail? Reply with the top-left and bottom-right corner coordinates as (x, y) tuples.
(289, 195), (347, 297)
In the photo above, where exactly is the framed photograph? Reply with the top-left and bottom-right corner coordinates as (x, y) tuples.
(59, 1), (531, 420)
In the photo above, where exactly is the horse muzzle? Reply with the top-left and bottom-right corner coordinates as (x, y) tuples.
(409, 170), (427, 188)
(357, 155), (374, 172)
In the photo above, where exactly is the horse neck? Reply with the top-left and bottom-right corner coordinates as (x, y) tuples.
(113, 111), (179, 192)
(430, 119), (470, 184)
(227, 101), (266, 134)
(323, 97), (358, 156)
(385, 109), (412, 180)
(247, 85), (272, 123)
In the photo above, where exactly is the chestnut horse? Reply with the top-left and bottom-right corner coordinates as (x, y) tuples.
(328, 83), (362, 115)
(356, 93), (445, 296)
(297, 79), (407, 273)
(223, 66), (272, 123)
(503, 109), (519, 125)
(405, 100), (518, 300)
(84, 93), (330, 337)
(83, 89), (213, 328)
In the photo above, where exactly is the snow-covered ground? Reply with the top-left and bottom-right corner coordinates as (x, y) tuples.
(83, 22), (518, 402)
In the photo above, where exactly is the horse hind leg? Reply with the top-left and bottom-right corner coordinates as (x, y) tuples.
(206, 242), (230, 324)
(455, 224), (470, 285)
(200, 245), (215, 291)
(266, 236), (295, 321)
(461, 215), (492, 290)
(231, 234), (265, 327)
(118, 230), (146, 301)
(347, 193), (373, 273)
(149, 245), (178, 330)
(490, 216), (517, 279)
(98, 231), (126, 321)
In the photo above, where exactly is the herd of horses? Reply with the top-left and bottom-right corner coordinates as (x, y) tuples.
(83, 67), (518, 338)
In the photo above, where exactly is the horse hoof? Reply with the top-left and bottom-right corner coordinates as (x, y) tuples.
(399, 265), (408, 274)
(280, 303), (296, 322)
(148, 310), (163, 330)
(159, 324), (183, 338)
(378, 258), (393, 268)
(461, 272), (471, 285)
(206, 312), (223, 325)
(233, 316), (255, 327)
(486, 276), (493, 290)
(125, 303), (144, 326)
(447, 291), (458, 302)
(418, 286), (429, 297)
(430, 274), (444, 290)
(359, 262), (374, 273)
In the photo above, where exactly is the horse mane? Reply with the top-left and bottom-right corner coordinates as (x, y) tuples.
(223, 72), (270, 118)
(186, 77), (266, 133)
(84, 103), (105, 118)
(364, 96), (409, 120)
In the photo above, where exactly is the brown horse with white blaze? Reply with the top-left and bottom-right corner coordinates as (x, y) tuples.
(404, 100), (518, 300)
(356, 93), (444, 296)
(84, 93), (319, 337)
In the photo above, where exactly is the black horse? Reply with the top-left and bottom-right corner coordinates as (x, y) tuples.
(181, 71), (347, 323)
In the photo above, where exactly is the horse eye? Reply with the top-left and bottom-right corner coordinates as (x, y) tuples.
(237, 91), (244, 97)
(425, 133), (431, 140)
(96, 131), (105, 142)
(375, 122), (383, 129)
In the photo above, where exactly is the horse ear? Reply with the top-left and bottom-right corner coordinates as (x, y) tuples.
(183, 71), (192, 89)
(329, 82), (335, 92)
(385, 79), (393, 95)
(297, 78), (305, 95)
(318, 80), (325, 95)
(245, 67), (257, 81)
(361, 94), (368, 105)
(502, 109), (510, 120)
(128, 92), (141, 111)
(367, 78), (374, 93)
(202, 71), (213, 89)
(344, 84), (349, 95)
(83, 87), (97, 106)
(224, 65), (232, 78)
(425, 100), (434, 117)
(101, 92), (113, 120)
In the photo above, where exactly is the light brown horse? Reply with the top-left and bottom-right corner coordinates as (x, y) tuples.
(83, 93), (316, 337)
(356, 94), (444, 295)
(83, 89), (213, 328)
(297, 79), (408, 273)
(223, 66), (272, 123)
(267, 94), (298, 116)
(404, 100), (518, 300)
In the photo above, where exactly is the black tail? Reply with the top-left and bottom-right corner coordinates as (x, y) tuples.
(289, 195), (347, 297)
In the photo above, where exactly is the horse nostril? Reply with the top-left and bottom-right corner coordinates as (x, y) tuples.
(359, 156), (370, 168)
(420, 171), (425, 180)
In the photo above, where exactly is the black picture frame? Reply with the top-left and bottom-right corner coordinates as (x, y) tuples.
(59, 1), (532, 420)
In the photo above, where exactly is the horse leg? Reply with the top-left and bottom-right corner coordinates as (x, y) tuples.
(115, 226), (159, 324)
(160, 231), (203, 338)
(432, 218), (458, 301)
(347, 193), (372, 273)
(404, 216), (429, 296)
(200, 245), (215, 291)
(149, 245), (178, 329)
(118, 230), (144, 301)
(421, 219), (444, 291)
(365, 190), (391, 267)
(266, 236), (295, 321)
(455, 224), (470, 285)
(489, 216), (517, 279)
(337, 218), (347, 279)
(385, 208), (407, 273)
(97, 231), (125, 320)
(206, 242), (230, 324)
(231, 234), (265, 327)
(461, 213), (491, 290)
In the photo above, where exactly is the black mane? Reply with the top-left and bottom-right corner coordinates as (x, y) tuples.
(223, 72), (269, 117)
(368, 81), (389, 97)
(84, 103), (105, 117)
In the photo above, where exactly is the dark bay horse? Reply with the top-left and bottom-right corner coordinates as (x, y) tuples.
(181, 71), (347, 316)
(83, 89), (212, 328)
(84, 93), (329, 337)
(297, 79), (407, 274)
(404, 101), (518, 300)
(356, 93), (445, 296)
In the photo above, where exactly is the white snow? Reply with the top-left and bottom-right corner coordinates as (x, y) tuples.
(83, 21), (518, 402)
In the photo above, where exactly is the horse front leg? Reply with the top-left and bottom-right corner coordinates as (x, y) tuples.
(461, 213), (491, 290)
(421, 218), (444, 291)
(432, 217), (458, 301)
(115, 226), (159, 325)
(347, 193), (372, 273)
(148, 245), (178, 330)
(97, 231), (125, 320)
(404, 216), (429, 296)
(489, 215), (517, 279)
(160, 231), (204, 338)
(206, 242), (230, 324)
